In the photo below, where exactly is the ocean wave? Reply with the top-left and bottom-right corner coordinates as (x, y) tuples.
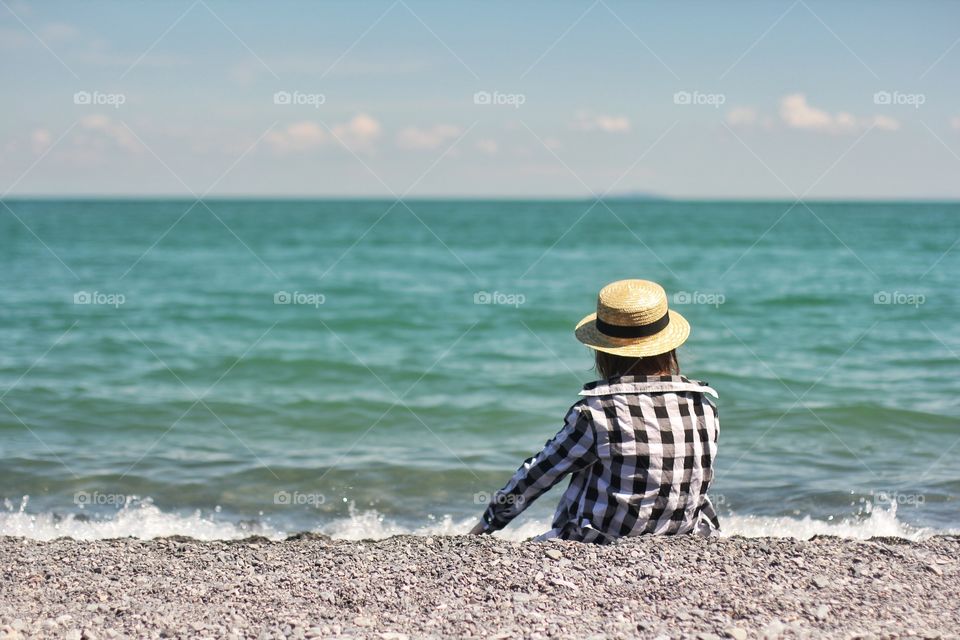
(0, 498), (277, 542)
(0, 497), (947, 543)
(719, 506), (938, 540)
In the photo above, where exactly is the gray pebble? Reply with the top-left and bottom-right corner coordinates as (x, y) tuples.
(811, 575), (831, 588)
(0, 534), (955, 639)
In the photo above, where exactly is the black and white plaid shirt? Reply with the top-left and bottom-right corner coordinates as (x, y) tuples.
(480, 375), (720, 543)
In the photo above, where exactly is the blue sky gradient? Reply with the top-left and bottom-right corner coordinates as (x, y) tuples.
(2, 0), (959, 198)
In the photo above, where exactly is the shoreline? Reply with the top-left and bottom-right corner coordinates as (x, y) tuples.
(2, 534), (957, 639)
(0, 497), (944, 543)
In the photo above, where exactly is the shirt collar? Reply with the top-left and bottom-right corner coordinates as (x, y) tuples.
(579, 374), (718, 398)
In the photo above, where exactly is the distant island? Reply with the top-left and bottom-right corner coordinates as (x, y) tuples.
(593, 191), (669, 202)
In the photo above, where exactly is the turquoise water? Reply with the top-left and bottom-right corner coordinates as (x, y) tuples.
(1, 199), (957, 540)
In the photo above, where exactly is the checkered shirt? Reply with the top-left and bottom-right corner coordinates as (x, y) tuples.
(480, 375), (720, 543)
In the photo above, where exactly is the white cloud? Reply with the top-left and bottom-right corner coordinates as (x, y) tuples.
(779, 93), (899, 134)
(331, 113), (381, 147)
(7, 1), (33, 15)
(78, 115), (140, 151)
(951, 116), (960, 130)
(3, 119), (139, 168)
(31, 129), (52, 154)
(266, 114), (381, 153)
(476, 139), (498, 155)
(870, 115), (900, 131)
(227, 63), (260, 87)
(780, 94), (836, 130)
(0, 27), (31, 49)
(595, 115), (630, 132)
(266, 121), (327, 152)
(39, 22), (79, 42)
(0, 22), (76, 50)
(396, 124), (461, 150)
(572, 112), (631, 133)
(725, 106), (757, 127)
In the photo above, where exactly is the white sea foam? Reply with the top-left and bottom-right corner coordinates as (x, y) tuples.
(720, 506), (935, 541)
(0, 497), (947, 542)
(0, 498), (281, 542)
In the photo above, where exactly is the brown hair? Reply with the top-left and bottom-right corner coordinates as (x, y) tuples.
(594, 349), (679, 379)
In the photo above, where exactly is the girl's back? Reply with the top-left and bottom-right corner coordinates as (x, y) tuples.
(570, 374), (719, 541)
(471, 279), (722, 543)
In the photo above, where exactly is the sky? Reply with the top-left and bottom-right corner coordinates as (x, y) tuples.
(2, 0), (960, 199)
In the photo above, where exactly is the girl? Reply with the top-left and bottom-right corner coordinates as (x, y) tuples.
(470, 279), (720, 543)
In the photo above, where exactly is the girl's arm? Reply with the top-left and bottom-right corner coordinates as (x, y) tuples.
(471, 404), (596, 534)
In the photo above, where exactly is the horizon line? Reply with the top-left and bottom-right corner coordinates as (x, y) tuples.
(3, 195), (960, 203)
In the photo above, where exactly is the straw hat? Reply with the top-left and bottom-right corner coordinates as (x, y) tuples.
(575, 279), (689, 357)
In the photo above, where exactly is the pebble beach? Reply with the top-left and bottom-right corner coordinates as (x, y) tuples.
(1, 534), (958, 640)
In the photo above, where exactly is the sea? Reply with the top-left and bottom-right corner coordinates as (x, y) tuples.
(1, 199), (957, 541)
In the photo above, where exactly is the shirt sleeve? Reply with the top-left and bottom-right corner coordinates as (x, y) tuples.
(480, 404), (597, 533)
